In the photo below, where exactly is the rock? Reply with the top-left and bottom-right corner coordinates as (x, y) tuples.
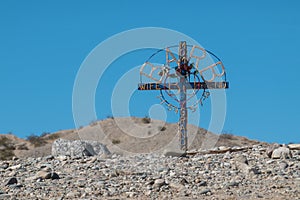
(66, 191), (80, 198)
(12, 157), (18, 161)
(198, 181), (207, 186)
(279, 162), (288, 170)
(8, 164), (21, 170)
(227, 181), (240, 187)
(35, 171), (52, 179)
(180, 178), (189, 185)
(5, 177), (17, 185)
(51, 172), (60, 179)
(163, 150), (186, 157)
(272, 146), (292, 159)
(0, 194), (11, 199)
(153, 179), (166, 188)
(35, 171), (60, 180)
(267, 144), (280, 158)
(288, 144), (300, 150)
(145, 190), (152, 196)
(250, 167), (261, 175)
(52, 138), (111, 157)
(57, 155), (68, 161)
(236, 162), (251, 174)
(0, 163), (9, 170)
(218, 146), (231, 151)
(45, 155), (54, 160)
(234, 154), (248, 164)
(169, 182), (184, 191)
(199, 188), (211, 195)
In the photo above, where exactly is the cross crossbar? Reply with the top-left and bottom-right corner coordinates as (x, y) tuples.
(138, 81), (229, 90)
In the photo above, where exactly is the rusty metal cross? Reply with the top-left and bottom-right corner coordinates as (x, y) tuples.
(138, 41), (229, 151)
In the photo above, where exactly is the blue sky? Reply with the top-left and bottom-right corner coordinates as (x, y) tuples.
(0, 0), (299, 143)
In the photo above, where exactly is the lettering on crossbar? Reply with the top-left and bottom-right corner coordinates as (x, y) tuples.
(138, 82), (229, 90)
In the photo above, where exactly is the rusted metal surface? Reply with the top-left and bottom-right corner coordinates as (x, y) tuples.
(138, 41), (229, 152)
(138, 81), (229, 90)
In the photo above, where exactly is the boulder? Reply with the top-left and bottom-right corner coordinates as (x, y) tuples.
(163, 149), (186, 157)
(52, 138), (110, 157)
(288, 144), (300, 150)
(271, 146), (292, 159)
(266, 143), (280, 158)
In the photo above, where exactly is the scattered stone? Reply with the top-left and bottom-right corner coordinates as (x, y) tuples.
(0, 143), (299, 199)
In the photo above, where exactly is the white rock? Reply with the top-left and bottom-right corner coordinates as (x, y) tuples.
(272, 147), (292, 159)
(288, 144), (300, 150)
(52, 138), (111, 157)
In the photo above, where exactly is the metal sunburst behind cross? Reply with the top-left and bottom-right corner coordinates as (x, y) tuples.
(138, 41), (229, 152)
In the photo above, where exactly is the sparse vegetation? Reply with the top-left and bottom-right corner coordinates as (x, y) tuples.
(90, 120), (98, 126)
(158, 126), (166, 131)
(0, 136), (15, 160)
(40, 132), (51, 137)
(220, 133), (234, 140)
(107, 115), (114, 119)
(142, 116), (151, 124)
(46, 133), (60, 140)
(112, 139), (121, 144)
(26, 134), (47, 147)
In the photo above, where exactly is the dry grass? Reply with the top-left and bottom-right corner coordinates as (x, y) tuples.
(158, 126), (167, 131)
(112, 139), (121, 144)
(142, 116), (151, 124)
(26, 134), (47, 147)
(0, 136), (15, 160)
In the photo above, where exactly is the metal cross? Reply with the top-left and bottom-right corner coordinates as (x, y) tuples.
(138, 41), (229, 151)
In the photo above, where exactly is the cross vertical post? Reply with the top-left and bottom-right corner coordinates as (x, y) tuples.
(178, 41), (188, 151)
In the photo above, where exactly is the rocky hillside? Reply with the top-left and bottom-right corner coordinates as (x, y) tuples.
(1, 117), (263, 159)
(0, 117), (299, 199)
(0, 143), (299, 199)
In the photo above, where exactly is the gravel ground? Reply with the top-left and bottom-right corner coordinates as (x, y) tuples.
(0, 144), (300, 200)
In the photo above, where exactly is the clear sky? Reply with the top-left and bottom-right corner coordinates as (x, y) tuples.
(0, 0), (299, 143)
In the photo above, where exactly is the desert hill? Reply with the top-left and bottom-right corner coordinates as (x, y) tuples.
(1, 117), (263, 160)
